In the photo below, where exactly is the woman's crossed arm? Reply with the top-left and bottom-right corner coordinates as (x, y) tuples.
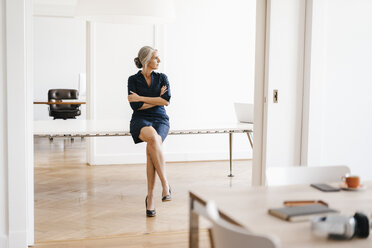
(128, 86), (169, 110)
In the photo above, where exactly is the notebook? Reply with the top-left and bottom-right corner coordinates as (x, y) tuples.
(268, 203), (338, 222)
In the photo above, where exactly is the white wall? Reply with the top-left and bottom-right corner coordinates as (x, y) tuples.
(311, 0), (372, 179)
(263, 0), (305, 168)
(90, 23), (154, 164)
(163, 0), (256, 162)
(0, 0), (8, 245)
(33, 16), (86, 120)
(91, 0), (256, 164)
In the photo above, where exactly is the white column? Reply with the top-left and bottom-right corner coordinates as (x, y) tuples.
(0, 0), (9, 246)
(252, 0), (269, 186)
(5, 0), (33, 246)
(25, 0), (34, 244)
(301, 0), (327, 165)
(86, 21), (97, 165)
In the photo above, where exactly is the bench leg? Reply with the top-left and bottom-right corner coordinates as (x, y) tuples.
(247, 132), (253, 148)
(228, 132), (234, 177)
(189, 199), (200, 248)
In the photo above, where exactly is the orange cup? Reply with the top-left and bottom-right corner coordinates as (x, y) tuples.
(342, 175), (360, 188)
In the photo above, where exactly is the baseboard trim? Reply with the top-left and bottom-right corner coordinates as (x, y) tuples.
(8, 231), (27, 248)
(89, 151), (252, 165)
(0, 235), (8, 248)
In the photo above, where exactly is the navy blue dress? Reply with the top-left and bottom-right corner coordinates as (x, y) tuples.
(128, 71), (171, 144)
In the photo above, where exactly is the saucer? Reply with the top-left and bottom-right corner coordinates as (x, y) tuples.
(340, 184), (367, 191)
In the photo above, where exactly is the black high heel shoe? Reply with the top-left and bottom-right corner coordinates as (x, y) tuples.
(162, 185), (172, 202)
(145, 196), (156, 217)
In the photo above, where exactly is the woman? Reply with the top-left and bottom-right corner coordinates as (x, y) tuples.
(127, 46), (171, 217)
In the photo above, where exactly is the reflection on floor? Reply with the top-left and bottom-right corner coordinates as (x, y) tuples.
(34, 137), (252, 247)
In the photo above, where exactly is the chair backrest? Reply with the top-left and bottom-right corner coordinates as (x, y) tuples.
(48, 89), (79, 101)
(48, 89), (80, 111)
(266, 165), (350, 186)
(206, 202), (279, 248)
(47, 89), (81, 119)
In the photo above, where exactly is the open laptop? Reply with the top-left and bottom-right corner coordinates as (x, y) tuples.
(234, 102), (254, 123)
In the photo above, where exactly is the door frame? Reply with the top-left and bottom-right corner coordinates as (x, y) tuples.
(252, 0), (313, 185)
(10, 0), (273, 245)
(252, 0), (269, 186)
(6, 0), (34, 246)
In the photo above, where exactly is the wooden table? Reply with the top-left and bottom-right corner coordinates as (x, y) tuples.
(189, 182), (372, 248)
(33, 101), (86, 104)
(34, 120), (253, 176)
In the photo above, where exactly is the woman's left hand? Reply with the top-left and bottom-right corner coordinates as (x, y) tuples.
(160, 86), (167, 96)
(128, 91), (141, 102)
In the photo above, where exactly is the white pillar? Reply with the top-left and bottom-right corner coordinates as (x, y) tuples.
(1, 0), (9, 246)
(252, 0), (268, 186)
(5, 0), (34, 246)
(86, 21), (97, 165)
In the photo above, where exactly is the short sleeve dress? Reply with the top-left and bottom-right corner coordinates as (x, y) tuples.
(128, 71), (171, 144)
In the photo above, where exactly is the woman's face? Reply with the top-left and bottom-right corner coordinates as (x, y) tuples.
(147, 51), (161, 70)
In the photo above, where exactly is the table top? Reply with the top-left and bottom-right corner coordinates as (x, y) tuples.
(33, 101), (86, 104)
(190, 182), (372, 248)
(33, 119), (253, 136)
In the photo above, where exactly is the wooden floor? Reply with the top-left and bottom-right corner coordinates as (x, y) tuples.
(33, 137), (252, 247)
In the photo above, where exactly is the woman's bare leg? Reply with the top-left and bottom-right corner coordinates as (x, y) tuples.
(146, 145), (156, 210)
(139, 126), (170, 197)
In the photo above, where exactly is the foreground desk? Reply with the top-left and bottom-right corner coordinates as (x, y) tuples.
(34, 120), (253, 176)
(189, 182), (372, 248)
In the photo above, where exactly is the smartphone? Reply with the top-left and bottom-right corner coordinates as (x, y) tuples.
(310, 183), (341, 192)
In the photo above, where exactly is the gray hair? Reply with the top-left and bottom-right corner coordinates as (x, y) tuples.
(134, 46), (157, 69)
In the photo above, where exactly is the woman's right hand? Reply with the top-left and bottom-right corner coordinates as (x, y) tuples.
(160, 86), (167, 96)
(128, 91), (141, 102)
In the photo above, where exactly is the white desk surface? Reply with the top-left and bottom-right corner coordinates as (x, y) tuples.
(33, 119), (253, 136)
(190, 182), (372, 248)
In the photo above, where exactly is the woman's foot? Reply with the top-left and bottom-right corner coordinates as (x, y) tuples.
(162, 185), (172, 202)
(145, 196), (156, 217)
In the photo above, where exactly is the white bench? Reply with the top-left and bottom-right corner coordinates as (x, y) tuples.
(33, 120), (253, 176)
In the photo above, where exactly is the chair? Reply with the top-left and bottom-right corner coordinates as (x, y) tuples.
(266, 165), (350, 186)
(206, 201), (279, 248)
(48, 89), (81, 120)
